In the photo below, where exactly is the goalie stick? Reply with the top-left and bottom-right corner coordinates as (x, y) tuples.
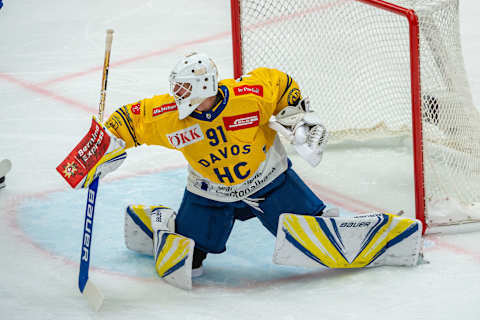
(78, 29), (114, 311)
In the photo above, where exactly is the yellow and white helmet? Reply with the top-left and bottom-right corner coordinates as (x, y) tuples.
(169, 52), (219, 120)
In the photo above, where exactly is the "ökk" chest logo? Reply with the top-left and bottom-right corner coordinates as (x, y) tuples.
(167, 124), (204, 149)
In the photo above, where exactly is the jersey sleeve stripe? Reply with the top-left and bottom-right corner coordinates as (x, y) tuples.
(116, 108), (140, 146)
(277, 74), (293, 104)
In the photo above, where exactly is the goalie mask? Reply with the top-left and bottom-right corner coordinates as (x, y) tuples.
(169, 52), (219, 120)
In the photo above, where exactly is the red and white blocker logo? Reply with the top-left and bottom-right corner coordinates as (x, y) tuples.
(166, 124), (204, 149)
(223, 111), (260, 131)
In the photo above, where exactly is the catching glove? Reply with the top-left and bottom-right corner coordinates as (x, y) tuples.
(269, 97), (328, 166)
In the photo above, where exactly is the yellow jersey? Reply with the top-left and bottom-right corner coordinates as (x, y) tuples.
(105, 68), (303, 201)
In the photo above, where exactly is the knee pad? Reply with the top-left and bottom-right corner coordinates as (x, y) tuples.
(124, 205), (176, 256)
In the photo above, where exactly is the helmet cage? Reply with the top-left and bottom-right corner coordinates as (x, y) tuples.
(169, 53), (218, 120)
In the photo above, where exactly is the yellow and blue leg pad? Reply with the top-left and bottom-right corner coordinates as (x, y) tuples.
(154, 230), (195, 290)
(124, 204), (172, 256)
(273, 212), (422, 269)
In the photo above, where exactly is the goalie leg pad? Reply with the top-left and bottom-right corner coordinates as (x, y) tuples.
(124, 205), (175, 256)
(151, 208), (195, 290)
(153, 230), (195, 290)
(273, 212), (422, 269)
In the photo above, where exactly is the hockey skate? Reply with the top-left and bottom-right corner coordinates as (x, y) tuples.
(0, 159), (12, 189)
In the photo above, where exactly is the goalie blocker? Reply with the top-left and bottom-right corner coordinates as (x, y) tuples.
(56, 116), (127, 189)
(274, 212), (423, 269)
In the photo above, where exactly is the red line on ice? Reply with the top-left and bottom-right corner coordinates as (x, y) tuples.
(427, 236), (480, 263)
(0, 31), (230, 112)
(308, 181), (389, 213)
(36, 31), (231, 87)
(4, 165), (480, 290)
(0, 72), (96, 113)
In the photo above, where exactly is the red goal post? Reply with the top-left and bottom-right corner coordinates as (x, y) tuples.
(230, 0), (480, 233)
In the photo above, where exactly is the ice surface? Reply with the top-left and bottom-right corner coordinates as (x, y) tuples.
(0, 1), (479, 319)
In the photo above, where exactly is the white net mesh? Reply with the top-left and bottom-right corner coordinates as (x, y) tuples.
(235, 0), (480, 227)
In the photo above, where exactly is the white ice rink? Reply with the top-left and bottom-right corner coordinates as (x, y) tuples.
(1, 1), (480, 319)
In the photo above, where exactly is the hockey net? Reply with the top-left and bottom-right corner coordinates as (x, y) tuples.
(231, 0), (480, 232)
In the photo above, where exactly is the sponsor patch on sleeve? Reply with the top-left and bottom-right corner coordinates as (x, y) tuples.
(233, 85), (263, 97)
(130, 103), (141, 115)
(223, 111), (260, 131)
(287, 88), (301, 105)
(153, 102), (177, 117)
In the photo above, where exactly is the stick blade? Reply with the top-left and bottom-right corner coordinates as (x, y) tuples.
(83, 280), (104, 311)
